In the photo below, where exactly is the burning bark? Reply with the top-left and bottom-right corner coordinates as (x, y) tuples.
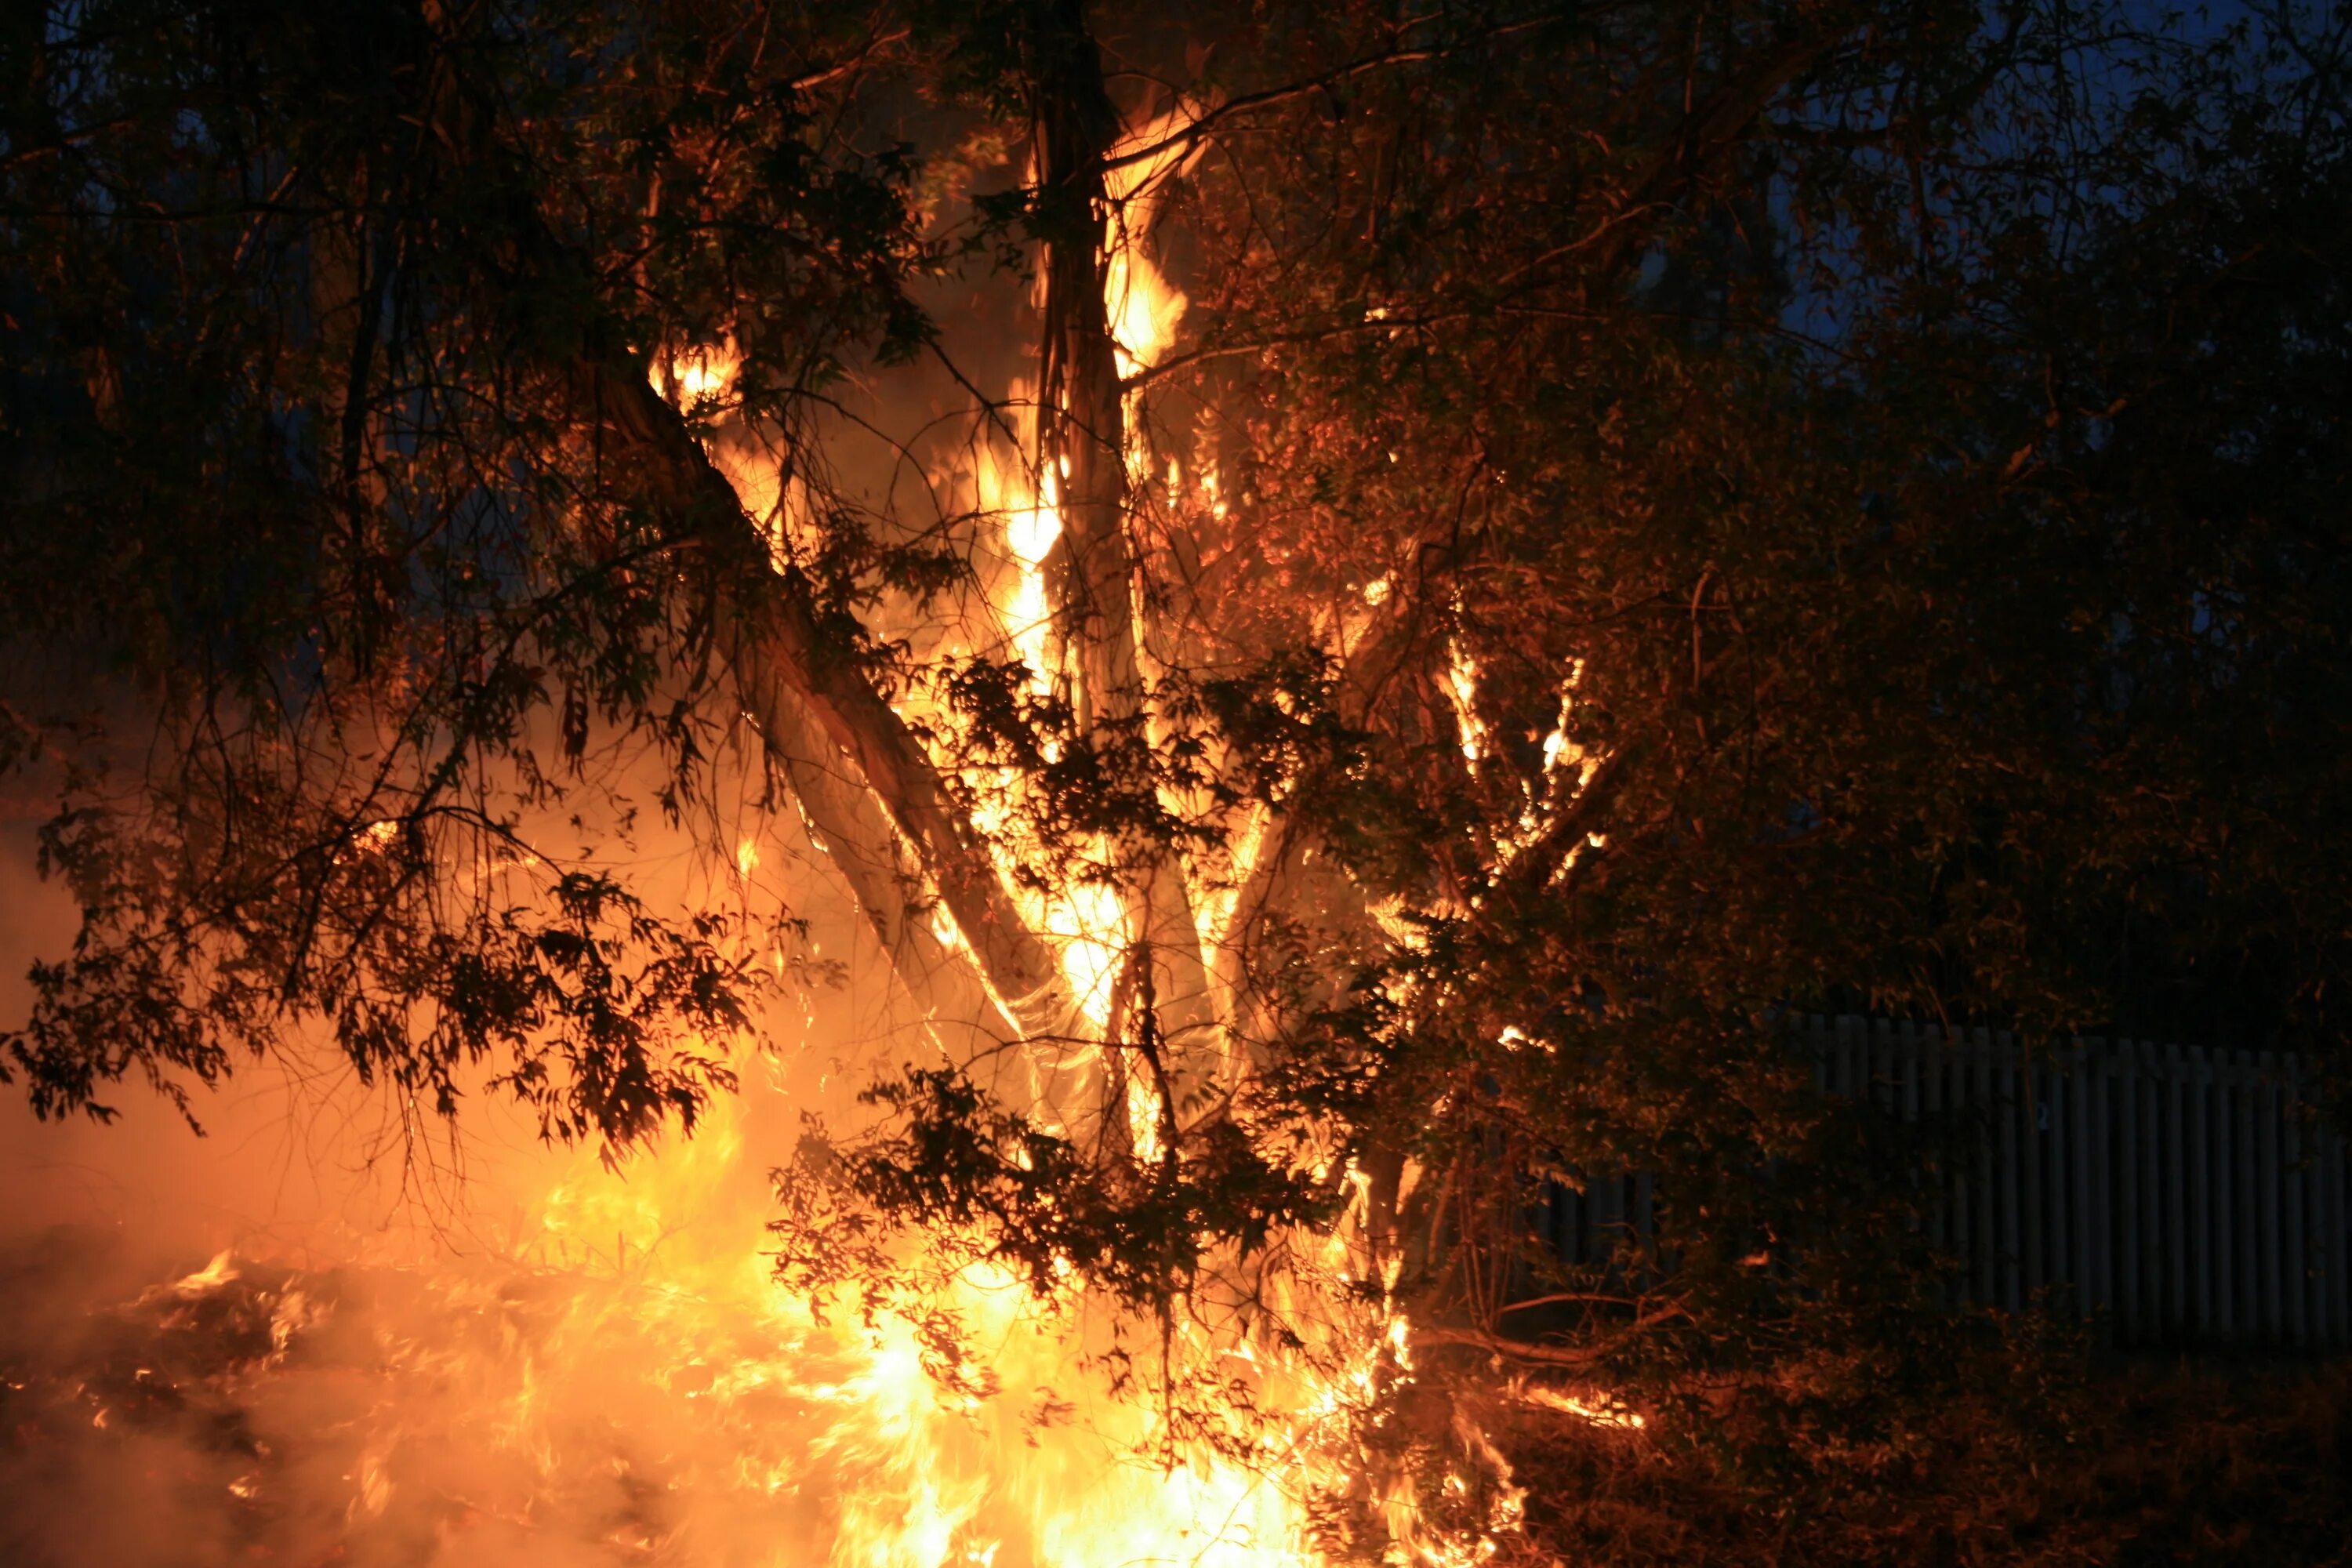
(1026, 3), (1225, 1132)
(570, 353), (1071, 1045)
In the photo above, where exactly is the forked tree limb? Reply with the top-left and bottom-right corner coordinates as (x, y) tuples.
(411, 5), (1075, 1044)
(575, 357), (1073, 1038)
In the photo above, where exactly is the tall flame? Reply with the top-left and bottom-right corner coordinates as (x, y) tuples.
(536, 103), (1566, 1568)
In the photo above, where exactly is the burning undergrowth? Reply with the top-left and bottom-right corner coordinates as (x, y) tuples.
(0, 1071), (1531, 1568)
(1, 1233), (702, 1567)
(0, 1232), (975, 1566)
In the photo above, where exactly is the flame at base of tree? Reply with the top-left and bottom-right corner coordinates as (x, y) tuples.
(0, 1054), (1537, 1568)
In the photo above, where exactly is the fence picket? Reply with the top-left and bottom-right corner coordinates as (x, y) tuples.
(1994, 1029), (2013, 1316)
(2188, 1047), (2212, 1334)
(2060, 1056), (2078, 1299)
(2284, 1054), (2307, 1347)
(2230, 1050), (2252, 1339)
(2324, 1128), (2343, 1354)
(1900, 1021), (1920, 1124)
(1951, 1028), (1976, 1309)
(2126, 1048), (2145, 1345)
(2096, 1047), (2116, 1323)
(1923, 1024), (1948, 1308)
(2023, 1037), (2049, 1305)
(1977, 1029), (1999, 1309)
(2032, 1062), (2051, 1307)
(2257, 1051), (2282, 1344)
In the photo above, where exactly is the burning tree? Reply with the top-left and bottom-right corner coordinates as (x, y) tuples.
(6, 0), (2352, 1560)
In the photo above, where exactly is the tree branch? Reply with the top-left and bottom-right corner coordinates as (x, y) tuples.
(575, 356), (1073, 1034)
(1098, 12), (1578, 181)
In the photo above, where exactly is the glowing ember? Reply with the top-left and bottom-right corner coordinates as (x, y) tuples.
(1518, 1385), (1647, 1432)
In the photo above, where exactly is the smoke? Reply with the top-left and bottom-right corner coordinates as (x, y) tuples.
(0, 1228), (862, 1568)
(0, 785), (1031, 1568)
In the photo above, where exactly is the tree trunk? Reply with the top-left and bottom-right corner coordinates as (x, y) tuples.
(1028, 1), (1223, 1123)
(751, 675), (1025, 1061)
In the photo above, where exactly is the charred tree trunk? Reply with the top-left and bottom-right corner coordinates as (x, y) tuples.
(1027, 2), (1223, 1131)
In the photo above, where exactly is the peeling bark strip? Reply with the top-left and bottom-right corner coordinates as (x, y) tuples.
(1027, 2), (1224, 1101)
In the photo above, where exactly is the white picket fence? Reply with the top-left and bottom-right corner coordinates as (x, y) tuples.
(1535, 1016), (2352, 1348)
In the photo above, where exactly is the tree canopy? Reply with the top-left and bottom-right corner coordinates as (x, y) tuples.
(6, 0), (2351, 1547)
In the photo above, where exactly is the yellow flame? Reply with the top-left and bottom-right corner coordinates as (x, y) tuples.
(563, 104), (1560, 1568)
(1106, 245), (1186, 383)
(1518, 1385), (1647, 1431)
(1444, 644), (1488, 768)
(660, 342), (741, 407)
(516, 1080), (1343, 1567)
(172, 1249), (239, 1294)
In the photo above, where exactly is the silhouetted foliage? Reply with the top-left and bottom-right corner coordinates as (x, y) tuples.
(7, 1), (2352, 1555)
